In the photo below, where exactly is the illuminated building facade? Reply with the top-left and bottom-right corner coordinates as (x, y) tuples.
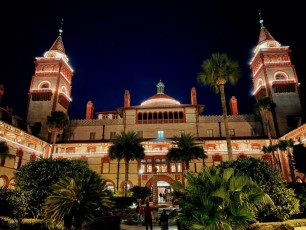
(0, 18), (305, 196)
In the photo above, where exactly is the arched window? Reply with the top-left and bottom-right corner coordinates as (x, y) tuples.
(148, 112), (153, 120)
(138, 113), (143, 121)
(163, 112), (168, 119)
(61, 86), (67, 94)
(146, 159), (152, 172)
(257, 79), (263, 88)
(275, 74), (286, 80)
(158, 112), (163, 120)
(39, 81), (51, 89)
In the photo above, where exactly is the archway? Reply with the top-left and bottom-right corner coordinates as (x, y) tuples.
(145, 175), (175, 204)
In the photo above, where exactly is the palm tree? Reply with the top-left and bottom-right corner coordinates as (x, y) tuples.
(175, 166), (273, 230)
(166, 133), (207, 171)
(197, 53), (241, 160)
(254, 97), (278, 167)
(43, 172), (114, 229)
(254, 97), (276, 146)
(277, 139), (295, 182)
(0, 141), (14, 163)
(108, 130), (145, 197)
(46, 111), (69, 159)
(108, 148), (123, 191)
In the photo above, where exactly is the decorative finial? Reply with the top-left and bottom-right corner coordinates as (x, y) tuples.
(258, 10), (264, 29)
(156, 80), (165, 94)
(59, 19), (64, 36)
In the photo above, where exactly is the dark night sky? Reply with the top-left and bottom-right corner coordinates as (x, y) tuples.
(1, 1), (305, 120)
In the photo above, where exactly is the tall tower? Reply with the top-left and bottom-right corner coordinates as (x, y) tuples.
(250, 14), (302, 137)
(26, 21), (74, 140)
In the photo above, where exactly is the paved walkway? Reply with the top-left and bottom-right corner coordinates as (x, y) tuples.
(120, 223), (178, 230)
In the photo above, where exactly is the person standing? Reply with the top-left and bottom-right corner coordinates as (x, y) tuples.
(159, 209), (168, 230)
(136, 204), (144, 227)
(143, 201), (153, 230)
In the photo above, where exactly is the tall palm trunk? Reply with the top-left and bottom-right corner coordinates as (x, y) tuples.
(117, 160), (120, 190)
(264, 111), (277, 168)
(287, 148), (295, 182)
(219, 82), (233, 160)
(185, 160), (190, 171)
(50, 132), (57, 159)
(125, 160), (129, 197)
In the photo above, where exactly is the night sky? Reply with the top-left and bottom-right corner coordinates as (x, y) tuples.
(1, 1), (305, 120)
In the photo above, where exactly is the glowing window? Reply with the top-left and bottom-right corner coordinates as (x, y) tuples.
(275, 74), (286, 80)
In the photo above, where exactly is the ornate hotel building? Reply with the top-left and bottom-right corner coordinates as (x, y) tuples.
(1, 18), (305, 198)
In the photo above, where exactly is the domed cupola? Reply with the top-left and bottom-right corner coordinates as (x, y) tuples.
(140, 80), (180, 107)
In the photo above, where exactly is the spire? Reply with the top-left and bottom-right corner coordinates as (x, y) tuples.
(258, 10), (264, 29)
(43, 19), (68, 61)
(156, 80), (165, 94)
(257, 10), (275, 45)
(49, 19), (66, 54)
(59, 18), (64, 36)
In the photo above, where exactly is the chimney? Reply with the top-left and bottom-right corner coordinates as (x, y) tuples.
(191, 87), (197, 105)
(229, 96), (238, 115)
(86, 101), (94, 119)
(124, 90), (130, 107)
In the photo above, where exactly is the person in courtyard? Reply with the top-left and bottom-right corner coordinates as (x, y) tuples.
(136, 203), (144, 227)
(143, 201), (153, 230)
(159, 209), (168, 230)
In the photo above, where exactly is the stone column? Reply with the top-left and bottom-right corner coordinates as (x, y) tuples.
(152, 166), (158, 205)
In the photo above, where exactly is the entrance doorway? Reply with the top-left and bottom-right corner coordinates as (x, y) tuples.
(157, 181), (172, 203)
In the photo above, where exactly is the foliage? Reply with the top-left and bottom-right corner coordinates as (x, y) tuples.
(14, 158), (101, 218)
(0, 187), (27, 227)
(46, 111), (69, 132)
(292, 143), (306, 175)
(197, 53), (241, 161)
(166, 132), (207, 170)
(261, 145), (277, 154)
(0, 141), (14, 160)
(130, 185), (152, 201)
(287, 182), (306, 218)
(277, 139), (295, 151)
(217, 157), (301, 221)
(176, 166), (272, 230)
(197, 53), (241, 93)
(254, 97), (277, 166)
(46, 111), (69, 157)
(254, 97), (276, 116)
(113, 188), (133, 197)
(43, 172), (114, 229)
(108, 130), (145, 197)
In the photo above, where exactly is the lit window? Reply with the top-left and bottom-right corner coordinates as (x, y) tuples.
(102, 162), (110, 173)
(14, 156), (21, 169)
(170, 163), (176, 172)
(179, 130), (185, 135)
(106, 185), (114, 193)
(207, 129), (213, 137)
(158, 130), (164, 139)
(110, 132), (116, 139)
(275, 74), (286, 80)
(229, 129), (235, 137)
(89, 132), (96, 140)
(177, 163), (182, 172)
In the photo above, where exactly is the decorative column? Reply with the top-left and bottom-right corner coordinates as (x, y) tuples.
(152, 166), (158, 205)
